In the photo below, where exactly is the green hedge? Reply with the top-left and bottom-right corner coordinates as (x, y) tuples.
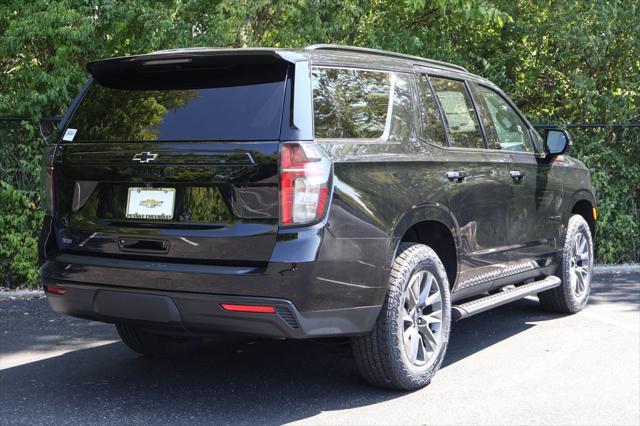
(1, 0), (638, 287)
(571, 128), (639, 264)
(0, 124), (44, 287)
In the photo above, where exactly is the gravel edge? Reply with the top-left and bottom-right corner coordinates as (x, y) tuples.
(593, 264), (640, 274)
(0, 289), (45, 300)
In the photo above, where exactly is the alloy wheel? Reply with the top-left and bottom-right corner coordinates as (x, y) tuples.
(401, 270), (444, 367)
(569, 230), (591, 297)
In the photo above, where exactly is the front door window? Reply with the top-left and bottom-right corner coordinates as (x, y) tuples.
(473, 85), (533, 152)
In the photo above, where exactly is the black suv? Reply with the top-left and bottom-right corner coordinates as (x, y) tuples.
(40, 45), (596, 390)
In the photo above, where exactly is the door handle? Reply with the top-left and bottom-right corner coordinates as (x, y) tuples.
(447, 171), (467, 182)
(509, 170), (525, 183)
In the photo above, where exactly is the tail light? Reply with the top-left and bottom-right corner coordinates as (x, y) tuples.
(40, 145), (57, 214)
(279, 142), (331, 226)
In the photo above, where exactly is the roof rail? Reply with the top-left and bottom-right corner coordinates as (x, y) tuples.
(305, 44), (468, 73)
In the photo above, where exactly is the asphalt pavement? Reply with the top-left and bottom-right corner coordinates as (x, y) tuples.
(1, 274), (638, 425)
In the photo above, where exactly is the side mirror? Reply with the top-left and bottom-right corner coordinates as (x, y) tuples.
(544, 129), (571, 157)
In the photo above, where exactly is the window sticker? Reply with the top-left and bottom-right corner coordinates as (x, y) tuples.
(63, 128), (77, 141)
(436, 91), (476, 133)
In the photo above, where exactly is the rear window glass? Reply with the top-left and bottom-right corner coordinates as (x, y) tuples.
(65, 66), (287, 142)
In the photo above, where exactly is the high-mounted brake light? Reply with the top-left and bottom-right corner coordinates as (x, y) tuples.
(142, 58), (193, 66)
(279, 142), (331, 226)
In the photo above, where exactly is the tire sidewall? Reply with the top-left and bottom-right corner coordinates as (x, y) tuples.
(559, 215), (594, 312)
(388, 244), (452, 388)
(117, 324), (200, 357)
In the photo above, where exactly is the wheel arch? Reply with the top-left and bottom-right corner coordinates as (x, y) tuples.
(567, 189), (597, 238)
(390, 204), (459, 289)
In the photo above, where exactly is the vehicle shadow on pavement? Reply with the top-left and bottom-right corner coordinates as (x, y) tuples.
(0, 298), (569, 424)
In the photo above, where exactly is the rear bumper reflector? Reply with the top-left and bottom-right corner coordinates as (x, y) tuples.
(220, 303), (276, 313)
(43, 284), (66, 295)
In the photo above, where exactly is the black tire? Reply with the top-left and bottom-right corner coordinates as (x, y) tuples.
(116, 323), (201, 358)
(351, 243), (452, 390)
(539, 214), (593, 313)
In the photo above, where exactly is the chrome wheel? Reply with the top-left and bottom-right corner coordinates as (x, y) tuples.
(401, 270), (443, 367)
(569, 230), (591, 297)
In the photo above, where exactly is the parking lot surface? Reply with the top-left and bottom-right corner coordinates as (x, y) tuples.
(1, 274), (638, 425)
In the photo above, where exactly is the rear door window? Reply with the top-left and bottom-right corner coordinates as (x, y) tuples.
(65, 65), (287, 142)
(311, 67), (413, 141)
(429, 77), (485, 149)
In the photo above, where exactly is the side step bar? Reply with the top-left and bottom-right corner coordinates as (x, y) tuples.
(452, 276), (561, 321)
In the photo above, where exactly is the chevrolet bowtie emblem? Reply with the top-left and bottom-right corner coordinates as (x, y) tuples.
(132, 152), (158, 163)
(139, 199), (163, 208)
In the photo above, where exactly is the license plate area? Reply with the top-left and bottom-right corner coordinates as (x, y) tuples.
(126, 187), (175, 220)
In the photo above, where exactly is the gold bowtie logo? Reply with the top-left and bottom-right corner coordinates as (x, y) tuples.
(139, 199), (163, 208)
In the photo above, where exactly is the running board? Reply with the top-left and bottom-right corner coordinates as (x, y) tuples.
(452, 276), (561, 321)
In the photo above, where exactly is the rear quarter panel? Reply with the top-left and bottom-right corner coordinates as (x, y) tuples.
(315, 139), (453, 305)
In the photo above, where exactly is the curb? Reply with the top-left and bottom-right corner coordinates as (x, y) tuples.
(0, 289), (45, 300)
(593, 264), (640, 275)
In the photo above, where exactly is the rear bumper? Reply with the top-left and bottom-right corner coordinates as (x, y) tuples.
(39, 213), (390, 338)
(44, 281), (381, 339)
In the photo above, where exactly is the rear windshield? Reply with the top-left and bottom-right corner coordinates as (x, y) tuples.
(65, 65), (287, 142)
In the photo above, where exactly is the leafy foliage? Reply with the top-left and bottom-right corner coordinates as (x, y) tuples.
(572, 128), (640, 264)
(0, 179), (43, 287)
(1, 0), (638, 286)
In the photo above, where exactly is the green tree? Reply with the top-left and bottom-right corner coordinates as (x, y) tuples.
(1, 0), (638, 286)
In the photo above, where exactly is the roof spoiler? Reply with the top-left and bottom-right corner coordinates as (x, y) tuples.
(86, 48), (305, 80)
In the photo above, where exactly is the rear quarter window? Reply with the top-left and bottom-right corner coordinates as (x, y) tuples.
(311, 67), (413, 141)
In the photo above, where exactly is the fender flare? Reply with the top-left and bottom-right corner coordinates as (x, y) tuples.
(567, 189), (596, 211)
(565, 188), (597, 226)
(388, 202), (460, 268)
(565, 189), (597, 237)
